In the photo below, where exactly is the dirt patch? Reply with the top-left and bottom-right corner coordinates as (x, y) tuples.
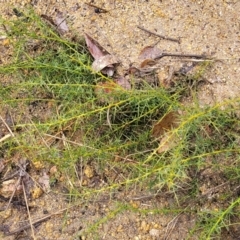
(31, 0), (240, 104)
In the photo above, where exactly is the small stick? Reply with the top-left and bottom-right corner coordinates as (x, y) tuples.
(164, 212), (182, 240)
(155, 52), (210, 60)
(137, 25), (180, 43)
(106, 108), (112, 129)
(22, 179), (36, 240)
(0, 115), (14, 137)
(85, 2), (109, 13)
(0, 133), (12, 143)
(5, 177), (21, 210)
(4, 208), (68, 236)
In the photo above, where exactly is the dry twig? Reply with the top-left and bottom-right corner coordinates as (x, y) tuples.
(137, 25), (180, 43)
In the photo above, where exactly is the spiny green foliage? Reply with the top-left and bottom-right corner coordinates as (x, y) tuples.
(0, 8), (240, 239)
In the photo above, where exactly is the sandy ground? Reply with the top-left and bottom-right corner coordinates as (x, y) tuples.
(30, 0), (240, 105)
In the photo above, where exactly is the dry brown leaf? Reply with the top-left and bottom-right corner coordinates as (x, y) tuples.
(2, 38), (10, 46)
(92, 54), (119, 72)
(140, 59), (157, 68)
(139, 46), (162, 60)
(152, 111), (179, 138)
(157, 132), (179, 153)
(84, 34), (118, 75)
(84, 33), (108, 60)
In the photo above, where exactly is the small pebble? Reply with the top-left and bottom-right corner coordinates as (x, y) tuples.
(149, 228), (160, 237)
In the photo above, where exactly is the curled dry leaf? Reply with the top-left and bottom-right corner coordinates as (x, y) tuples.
(84, 33), (108, 60)
(101, 67), (115, 77)
(139, 46), (162, 60)
(92, 54), (118, 72)
(84, 33), (118, 76)
(50, 165), (58, 175)
(140, 59), (157, 68)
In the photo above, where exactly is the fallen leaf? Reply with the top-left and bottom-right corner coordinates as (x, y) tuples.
(84, 33), (108, 60)
(92, 54), (118, 72)
(152, 111), (179, 138)
(84, 33), (118, 75)
(140, 59), (157, 68)
(55, 10), (69, 34)
(139, 46), (162, 60)
(157, 132), (178, 153)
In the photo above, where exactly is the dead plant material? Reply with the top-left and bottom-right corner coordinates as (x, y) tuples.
(140, 59), (157, 68)
(139, 46), (162, 60)
(137, 25), (180, 43)
(152, 111), (181, 154)
(3, 208), (68, 236)
(139, 45), (209, 61)
(22, 177), (36, 239)
(84, 33), (118, 76)
(85, 2), (109, 14)
(152, 111), (180, 138)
